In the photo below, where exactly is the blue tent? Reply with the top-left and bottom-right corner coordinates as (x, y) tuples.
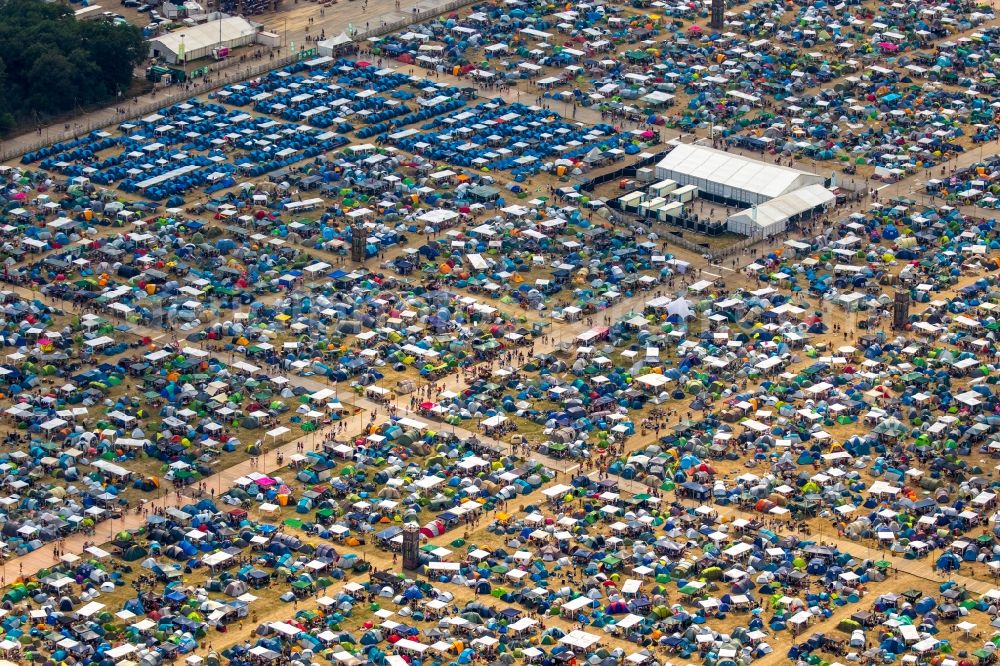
(936, 552), (961, 571)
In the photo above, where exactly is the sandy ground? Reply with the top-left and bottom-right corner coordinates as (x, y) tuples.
(0, 162), (995, 666)
(0, 0), (998, 662)
(130, 243), (999, 661)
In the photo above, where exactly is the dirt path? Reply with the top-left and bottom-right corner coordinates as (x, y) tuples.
(0, 235), (707, 579)
(0, 143), (946, 581)
(4, 231), (978, 659)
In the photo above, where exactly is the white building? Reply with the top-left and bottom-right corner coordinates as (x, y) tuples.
(727, 184), (835, 238)
(654, 143), (826, 206)
(149, 16), (260, 64)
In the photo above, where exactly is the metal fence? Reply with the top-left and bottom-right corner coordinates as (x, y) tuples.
(578, 150), (667, 192)
(713, 236), (758, 259)
(578, 149), (745, 246)
(3, 0), (479, 161)
(3, 51), (301, 162)
(355, 0), (479, 41)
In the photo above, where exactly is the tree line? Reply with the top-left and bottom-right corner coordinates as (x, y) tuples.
(0, 0), (146, 133)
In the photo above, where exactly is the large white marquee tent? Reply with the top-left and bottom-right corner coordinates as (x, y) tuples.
(655, 143), (825, 206)
(727, 184), (835, 238)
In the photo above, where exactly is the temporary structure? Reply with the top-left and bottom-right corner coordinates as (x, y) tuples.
(655, 144), (825, 205)
(727, 184), (834, 238)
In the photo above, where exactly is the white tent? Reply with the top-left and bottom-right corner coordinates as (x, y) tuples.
(655, 143), (824, 205)
(727, 184), (834, 238)
(666, 298), (693, 320)
(318, 32), (354, 56)
(559, 630), (602, 649)
(148, 17), (259, 64)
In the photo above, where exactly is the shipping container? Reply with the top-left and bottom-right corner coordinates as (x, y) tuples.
(657, 201), (684, 221)
(618, 191), (645, 212)
(649, 179), (678, 197)
(638, 196), (667, 216)
(671, 184), (698, 203)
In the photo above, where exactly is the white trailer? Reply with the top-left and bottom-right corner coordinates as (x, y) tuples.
(638, 197), (667, 217)
(657, 201), (684, 221)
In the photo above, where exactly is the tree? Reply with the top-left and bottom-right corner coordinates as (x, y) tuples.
(0, 56), (12, 133)
(27, 50), (77, 114)
(0, 0), (145, 130)
(81, 20), (146, 98)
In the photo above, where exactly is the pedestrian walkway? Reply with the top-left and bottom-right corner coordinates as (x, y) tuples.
(683, 499), (994, 596)
(0, 137), (954, 580)
(0, 258), (673, 579)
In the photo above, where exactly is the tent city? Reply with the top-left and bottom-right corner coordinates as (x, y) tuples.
(3, 0), (1000, 666)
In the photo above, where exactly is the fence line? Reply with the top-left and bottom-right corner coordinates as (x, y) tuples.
(3, 0), (477, 161)
(712, 234), (775, 261)
(662, 230), (715, 259)
(354, 0), (479, 41)
(4, 52), (301, 162)
(584, 151), (787, 259)
(579, 150), (668, 192)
